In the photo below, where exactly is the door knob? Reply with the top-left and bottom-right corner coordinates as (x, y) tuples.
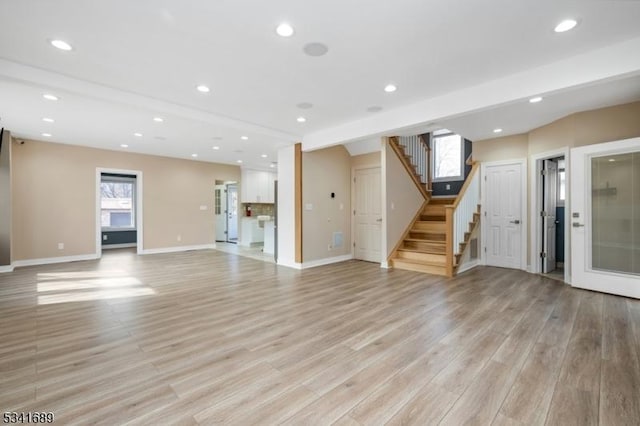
(572, 222), (585, 227)
(510, 220), (520, 224)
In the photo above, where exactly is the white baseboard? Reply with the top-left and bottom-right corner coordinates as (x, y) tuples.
(140, 244), (216, 255)
(13, 253), (100, 268)
(302, 254), (353, 269)
(102, 243), (137, 250)
(457, 260), (479, 275)
(380, 261), (390, 269)
(277, 259), (303, 270)
(0, 265), (15, 273)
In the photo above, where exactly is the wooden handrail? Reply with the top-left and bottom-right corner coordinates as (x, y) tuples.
(387, 137), (430, 201)
(451, 162), (480, 209)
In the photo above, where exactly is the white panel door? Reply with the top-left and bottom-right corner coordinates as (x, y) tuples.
(354, 168), (382, 263)
(542, 159), (558, 273)
(571, 137), (640, 299)
(485, 162), (524, 269)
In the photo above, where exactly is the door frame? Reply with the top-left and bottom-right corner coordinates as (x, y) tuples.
(480, 158), (528, 270)
(226, 182), (238, 243)
(95, 167), (144, 257)
(530, 148), (571, 282)
(351, 164), (382, 264)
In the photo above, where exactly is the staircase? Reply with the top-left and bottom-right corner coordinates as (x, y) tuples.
(387, 135), (481, 277)
(390, 197), (453, 275)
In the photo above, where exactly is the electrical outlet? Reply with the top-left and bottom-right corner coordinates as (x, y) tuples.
(177, 234), (182, 242)
(57, 243), (64, 250)
(328, 244), (332, 251)
(446, 184), (451, 190)
(103, 235), (108, 241)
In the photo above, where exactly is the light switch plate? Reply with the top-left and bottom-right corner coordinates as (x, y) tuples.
(305, 203), (313, 211)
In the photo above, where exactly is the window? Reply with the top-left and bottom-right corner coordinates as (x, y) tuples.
(101, 175), (135, 230)
(215, 189), (222, 215)
(432, 130), (464, 182)
(557, 159), (566, 205)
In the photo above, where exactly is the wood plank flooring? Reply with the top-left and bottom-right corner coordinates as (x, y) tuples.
(1, 249), (639, 425)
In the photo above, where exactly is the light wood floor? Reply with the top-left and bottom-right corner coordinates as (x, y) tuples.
(1, 249), (639, 425)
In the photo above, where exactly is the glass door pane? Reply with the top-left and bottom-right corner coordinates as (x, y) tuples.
(591, 152), (640, 275)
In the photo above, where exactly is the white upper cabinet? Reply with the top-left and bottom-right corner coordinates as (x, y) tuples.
(241, 169), (276, 203)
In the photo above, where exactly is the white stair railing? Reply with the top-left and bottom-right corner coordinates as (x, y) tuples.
(398, 135), (428, 184)
(451, 166), (480, 260)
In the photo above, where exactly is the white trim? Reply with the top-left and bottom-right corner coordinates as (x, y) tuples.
(380, 261), (390, 269)
(102, 243), (137, 250)
(301, 254), (353, 269)
(13, 253), (99, 268)
(96, 168), (144, 258)
(480, 158), (528, 271)
(139, 244), (216, 255)
(530, 147), (571, 283)
(456, 260), (479, 275)
(0, 265), (15, 273)
(276, 259), (303, 270)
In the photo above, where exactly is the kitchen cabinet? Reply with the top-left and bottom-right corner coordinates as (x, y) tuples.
(241, 169), (276, 203)
(240, 218), (264, 246)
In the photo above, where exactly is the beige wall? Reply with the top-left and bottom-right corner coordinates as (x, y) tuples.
(383, 140), (424, 258)
(473, 134), (528, 163)
(12, 139), (239, 261)
(302, 145), (352, 262)
(473, 101), (640, 270)
(351, 151), (381, 169)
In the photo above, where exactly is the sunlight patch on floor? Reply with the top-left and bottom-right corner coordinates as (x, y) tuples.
(37, 270), (156, 305)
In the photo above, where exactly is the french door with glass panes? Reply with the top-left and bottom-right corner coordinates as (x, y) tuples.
(570, 138), (640, 299)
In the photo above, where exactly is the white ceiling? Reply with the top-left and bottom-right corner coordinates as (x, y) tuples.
(1, 0), (640, 165)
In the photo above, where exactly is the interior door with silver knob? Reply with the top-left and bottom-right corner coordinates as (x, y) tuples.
(571, 138), (640, 299)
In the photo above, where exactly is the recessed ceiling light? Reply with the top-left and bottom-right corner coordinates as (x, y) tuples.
(608, 158), (616, 162)
(261, 154), (268, 158)
(555, 19), (578, 33)
(120, 144), (129, 148)
(43, 94), (58, 101)
(384, 84), (397, 93)
(212, 146), (220, 150)
(133, 132), (143, 137)
(153, 117), (164, 122)
(196, 85), (210, 93)
(41, 133), (52, 137)
(297, 116), (306, 123)
(50, 39), (73, 51)
(240, 136), (248, 140)
(303, 42), (329, 57)
(270, 163), (275, 168)
(42, 117), (55, 123)
(529, 96), (543, 103)
(493, 128), (503, 133)
(237, 160), (243, 164)
(276, 23), (294, 37)
(296, 102), (313, 109)
(191, 154), (198, 158)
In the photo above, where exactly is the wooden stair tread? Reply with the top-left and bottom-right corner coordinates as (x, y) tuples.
(404, 238), (444, 244)
(398, 248), (445, 254)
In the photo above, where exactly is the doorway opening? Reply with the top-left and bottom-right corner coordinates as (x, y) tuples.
(531, 149), (570, 283)
(96, 168), (143, 256)
(540, 157), (566, 281)
(215, 180), (239, 244)
(352, 166), (382, 264)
